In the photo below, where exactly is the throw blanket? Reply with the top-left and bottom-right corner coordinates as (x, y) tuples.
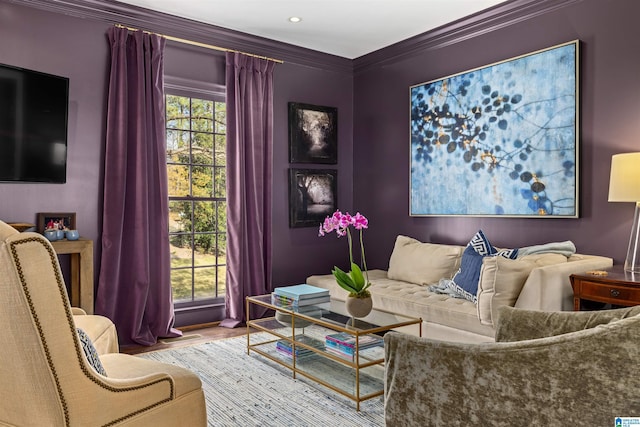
(427, 241), (577, 299)
(428, 278), (463, 299)
(517, 240), (576, 258)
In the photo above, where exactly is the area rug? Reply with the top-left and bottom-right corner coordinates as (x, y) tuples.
(139, 333), (384, 427)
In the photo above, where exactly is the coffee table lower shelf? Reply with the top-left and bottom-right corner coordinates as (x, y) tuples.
(246, 295), (422, 411)
(248, 325), (385, 407)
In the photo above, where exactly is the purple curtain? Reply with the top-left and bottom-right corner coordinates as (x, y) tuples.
(221, 52), (276, 327)
(95, 26), (180, 346)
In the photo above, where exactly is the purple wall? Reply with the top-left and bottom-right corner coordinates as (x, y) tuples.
(1, 0), (636, 298)
(0, 3), (109, 258)
(0, 0), (353, 288)
(353, 0), (640, 268)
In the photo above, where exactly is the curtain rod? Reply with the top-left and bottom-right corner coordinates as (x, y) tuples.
(115, 24), (284, 64)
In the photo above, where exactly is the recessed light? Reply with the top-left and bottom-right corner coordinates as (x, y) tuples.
(288, 16), (302, 23)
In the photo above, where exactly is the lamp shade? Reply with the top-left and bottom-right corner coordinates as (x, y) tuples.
(608, 153), (640, 202)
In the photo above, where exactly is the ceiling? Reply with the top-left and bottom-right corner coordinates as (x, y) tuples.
(114, 0), (507, 59)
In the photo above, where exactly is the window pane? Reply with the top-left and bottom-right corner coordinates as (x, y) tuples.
(191, 99), (214, 132)
(193, 266), (216, 299)
(214, 134), (226, 166)
(191, 201), (215, 233)
(216, 232), (227, 259)
(171, 267), (193, 302)
(170, 241), (192, 269)
(169, 200), (192, 232)
(192, 133), (214, 165)
(214, 167), (225, 198)
(216, 201), (227, 232)
(216, 266), (226, 296)
(166, 130), (190, 164)
(166, 95), (191, 130)
(191, 165), (213, 198)
(215, 102), (226, 134)
(167, 165), (190, 197)
(194, 234), (216, 266)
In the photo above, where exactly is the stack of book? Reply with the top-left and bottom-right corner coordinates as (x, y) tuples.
(275, 336), (324, 360)
(272, 284), (330, 309)
(324, 332), (383, 360)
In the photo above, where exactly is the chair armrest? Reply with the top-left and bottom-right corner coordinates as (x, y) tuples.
(383, 323), (640, 426)
(495, 305), (640, 342)
(71, 307), (87, 315)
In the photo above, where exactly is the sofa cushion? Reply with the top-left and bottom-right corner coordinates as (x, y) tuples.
(387, 235), (463, 286)
(307, 269), (495, 338)
(448, 230), (518, 303)
(477, 256), (542, 326)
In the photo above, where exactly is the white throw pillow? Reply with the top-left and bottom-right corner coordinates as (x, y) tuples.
(387, 235), (463, 286)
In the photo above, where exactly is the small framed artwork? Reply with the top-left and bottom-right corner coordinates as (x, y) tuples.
(289, 102), (338, 164)
(37, 212), (76, 233)
(289, 168), (337, 228)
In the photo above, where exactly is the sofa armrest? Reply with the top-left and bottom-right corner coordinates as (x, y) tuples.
(514, 254), (612, 311)
(384, 323), (640, 426)
(495, 305), (640, 341)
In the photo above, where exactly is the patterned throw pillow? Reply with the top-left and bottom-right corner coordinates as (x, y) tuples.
(447, 230), (518, 303)
(77, 328), (107, 376)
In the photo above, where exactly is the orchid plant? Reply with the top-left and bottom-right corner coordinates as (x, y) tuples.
(318, 210), (371, 298)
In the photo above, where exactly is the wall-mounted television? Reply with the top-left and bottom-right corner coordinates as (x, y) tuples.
(0, 63), (69, 183)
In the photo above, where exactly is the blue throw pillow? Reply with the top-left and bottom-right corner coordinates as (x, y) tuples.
(77, 328), (107, 376)
(467, 229), (495, 256)
(448, 230), (518, 303)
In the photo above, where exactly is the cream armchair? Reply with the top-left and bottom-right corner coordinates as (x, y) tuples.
(0, 221), (206, 426)
(384, 305), (640, 426)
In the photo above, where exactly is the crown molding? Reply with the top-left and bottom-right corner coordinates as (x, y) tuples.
(7, 0), (581, 75)
(4, 0), (354, 74)
(353, 0), (583, 74)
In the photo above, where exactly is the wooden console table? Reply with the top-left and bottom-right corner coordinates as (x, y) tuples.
(570, 266), (640, 311)
(51, 238), (94, 314)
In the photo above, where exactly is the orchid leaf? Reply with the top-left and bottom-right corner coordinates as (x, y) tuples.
(349, 262), (365, 290)
(332, 266), (358, 294)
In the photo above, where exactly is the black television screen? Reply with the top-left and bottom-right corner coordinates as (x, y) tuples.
(0, 63), (69, 183)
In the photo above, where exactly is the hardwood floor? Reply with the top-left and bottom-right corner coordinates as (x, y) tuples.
(121, 323), (247, 355)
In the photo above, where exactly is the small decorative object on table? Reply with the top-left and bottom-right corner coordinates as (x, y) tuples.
(38, 212), (77, 241)
(319, 210), (373, 318)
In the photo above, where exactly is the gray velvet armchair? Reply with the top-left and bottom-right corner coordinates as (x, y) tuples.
(384, 305), (640, 426)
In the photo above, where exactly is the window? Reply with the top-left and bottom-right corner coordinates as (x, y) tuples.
(165, 94), (226, 307)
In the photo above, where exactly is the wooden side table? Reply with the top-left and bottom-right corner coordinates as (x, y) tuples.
(50, 238), (94, 314)
(570, 266), (640, 311)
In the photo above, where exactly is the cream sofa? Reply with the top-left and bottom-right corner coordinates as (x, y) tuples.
(307, 235), (613, 343)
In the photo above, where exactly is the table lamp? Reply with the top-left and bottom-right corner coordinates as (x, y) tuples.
(608, 152), (640, 272)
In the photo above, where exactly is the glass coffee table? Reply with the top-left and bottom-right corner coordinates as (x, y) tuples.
(246, 294), (422, 410)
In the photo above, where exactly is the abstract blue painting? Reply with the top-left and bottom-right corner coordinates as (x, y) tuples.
(410, 40), (579, 217)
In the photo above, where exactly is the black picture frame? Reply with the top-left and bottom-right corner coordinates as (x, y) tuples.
(289, 168), (337, 228)
(288, 102), (338, 164)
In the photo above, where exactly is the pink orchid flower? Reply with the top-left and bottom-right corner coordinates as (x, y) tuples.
(318, 209), (370, 296)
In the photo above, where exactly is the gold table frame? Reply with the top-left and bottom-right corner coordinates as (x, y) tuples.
(246, 294), (422, 410)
